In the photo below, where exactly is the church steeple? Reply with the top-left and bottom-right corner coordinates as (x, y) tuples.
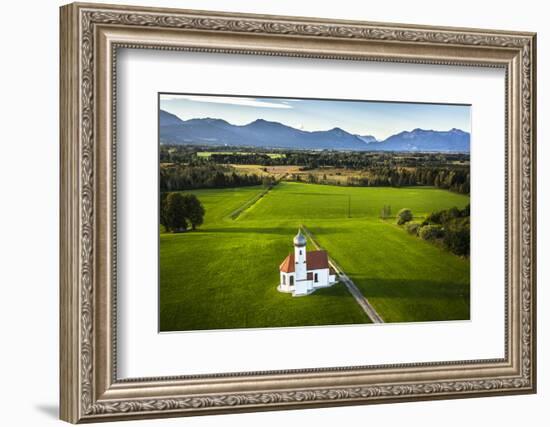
(293, 229), (307, 247)
(294, 229), (307, 281)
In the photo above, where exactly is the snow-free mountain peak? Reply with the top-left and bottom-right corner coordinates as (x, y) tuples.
(159, 110), (470, 152)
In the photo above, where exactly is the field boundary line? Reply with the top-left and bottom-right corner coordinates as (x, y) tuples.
(225, 186), (273, 220)
(300, 225), (384, 324)
(226, 174), (288, 220)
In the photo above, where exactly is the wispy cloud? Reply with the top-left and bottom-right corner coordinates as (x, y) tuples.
(160, 94), (292, 109)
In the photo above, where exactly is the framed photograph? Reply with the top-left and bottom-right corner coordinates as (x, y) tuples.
(60, 2), (537, 423)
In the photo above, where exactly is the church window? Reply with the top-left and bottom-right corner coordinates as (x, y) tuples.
(282, 275), (286, 285)
(314, 273), (319, 283)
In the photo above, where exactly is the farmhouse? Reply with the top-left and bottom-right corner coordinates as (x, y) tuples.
(278, 230), (337, 296)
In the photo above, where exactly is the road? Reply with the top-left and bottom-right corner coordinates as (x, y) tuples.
(301, 225), (385, 324)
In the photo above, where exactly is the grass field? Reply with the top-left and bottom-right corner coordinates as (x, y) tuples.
(160, 181), (470, 331)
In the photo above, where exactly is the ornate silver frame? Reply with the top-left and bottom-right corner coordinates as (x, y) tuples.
(60, 2), (537, 423)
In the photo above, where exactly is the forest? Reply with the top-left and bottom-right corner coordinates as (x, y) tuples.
(159, 145), (470, 194)
(160, 163), (264, 191)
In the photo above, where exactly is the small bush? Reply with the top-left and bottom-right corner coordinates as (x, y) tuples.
(418, 224), (444, 241)
(397, 208), (413, 225)
(405, 222), (421, 236)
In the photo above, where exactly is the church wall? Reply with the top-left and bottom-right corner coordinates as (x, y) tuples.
(279, 272), (295, 293)
(310, 268), (330, 288)
(294, 279), (312, 295)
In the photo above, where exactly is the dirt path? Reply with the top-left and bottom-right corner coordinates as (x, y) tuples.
(226, 174), (288, 220)
(301, 225), (385, 324)
(226, 186), (273, 220)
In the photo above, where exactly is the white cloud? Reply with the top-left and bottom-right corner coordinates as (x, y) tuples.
(160, 94), (292, 109)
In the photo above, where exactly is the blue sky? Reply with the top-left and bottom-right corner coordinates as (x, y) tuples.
(160, 94), (470, 140)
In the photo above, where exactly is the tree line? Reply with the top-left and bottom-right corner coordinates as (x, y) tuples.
(160, 164), (263, 191)
(344, 166), (469, 194)
(292, 166), (469, 194)
(396, 205), (470, 256)
(161, 144), (469, 169)
(160, 145), (469, 194)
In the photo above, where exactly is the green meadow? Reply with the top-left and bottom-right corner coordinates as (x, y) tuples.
(159, 181), (470, 331)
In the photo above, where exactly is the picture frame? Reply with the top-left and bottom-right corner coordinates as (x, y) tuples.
(59, 2), (537, 423)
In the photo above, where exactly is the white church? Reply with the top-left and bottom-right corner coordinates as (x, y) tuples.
(278, 230), (338, 296)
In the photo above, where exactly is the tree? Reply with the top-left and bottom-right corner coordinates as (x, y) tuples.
(164, 192), (188, 232)
(396, 208), (413, 225)
(425, 210), (443, 225)
(443, 228), (470, 256)
(182, 194), (205, 230)
(159, 192), (168, 228)
(405, 222), (421, 236)
(419, 224), (444, 241)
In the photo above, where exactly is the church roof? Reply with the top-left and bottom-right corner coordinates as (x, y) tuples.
(279, 250), (330, 273)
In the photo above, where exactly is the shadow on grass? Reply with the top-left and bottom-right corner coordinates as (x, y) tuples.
(306, 225), (357, 235)
(350, 277), (470, 300)
(292, 283), (352, 298)
(163, 227), (298, 236)
(163, 224), (361, 237)
(199, 226), (326, 235)
(346, 277), (470, 323)
(286, 192), (351, 197)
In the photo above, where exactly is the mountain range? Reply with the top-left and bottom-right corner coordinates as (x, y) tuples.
(159, 109), (470, 152)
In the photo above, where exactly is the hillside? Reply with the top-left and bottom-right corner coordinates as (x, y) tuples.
(159, 110), (470, 152)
